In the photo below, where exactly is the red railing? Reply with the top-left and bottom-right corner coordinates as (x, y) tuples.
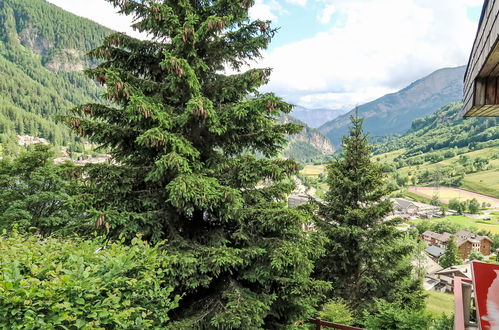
(307, 318), (364, 330)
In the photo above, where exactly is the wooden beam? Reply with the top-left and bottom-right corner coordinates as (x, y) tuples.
(486, 76), (497, 104)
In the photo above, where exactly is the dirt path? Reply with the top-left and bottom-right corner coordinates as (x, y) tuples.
(408, 186), (499, 208)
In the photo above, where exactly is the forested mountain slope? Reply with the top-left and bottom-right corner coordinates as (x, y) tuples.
(280, 114), (335, 162)
(320, 66), (466, 147)
(374, 102), (499, 158)
(374, 102), (499, 195)
(0, 0), (111, 147)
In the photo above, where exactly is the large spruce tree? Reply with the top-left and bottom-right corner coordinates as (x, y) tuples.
(63, 0), (327, 327)
(315, 114), (424, 312)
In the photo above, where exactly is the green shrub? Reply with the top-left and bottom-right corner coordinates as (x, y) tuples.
(318, 298), (354, 325)
(0, 230), (179, 328)
(364, 300), (432, 330)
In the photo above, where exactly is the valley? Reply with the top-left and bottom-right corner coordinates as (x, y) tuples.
(0, 0), (498, 328)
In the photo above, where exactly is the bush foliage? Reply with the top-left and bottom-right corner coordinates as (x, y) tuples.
(0, 230), (179, 329)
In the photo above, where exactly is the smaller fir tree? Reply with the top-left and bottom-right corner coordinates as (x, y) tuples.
(315, 113), (425, 312)
(440, 236), (463, 268)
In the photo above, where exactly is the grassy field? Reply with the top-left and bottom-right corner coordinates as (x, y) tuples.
(425, 291), (454, 317)
(408, 215), (499, 234)
(375, 146), (499, 198)
(375, 149), (405, 164)
(462, 168), (499, 199)
(300, 164), (326, 177)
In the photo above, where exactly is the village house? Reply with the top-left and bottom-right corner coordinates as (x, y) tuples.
(462, 0), (499, 117)
(425, 245), (446, 261)
(390, 198), (440, 219)
(421, 231), (451, 249)
(421, 230), (493, 260)
(435, 264), (472, 293)
(455, 230), (493, 259)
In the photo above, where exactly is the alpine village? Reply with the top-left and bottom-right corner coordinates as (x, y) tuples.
(0, 0), (498, 329)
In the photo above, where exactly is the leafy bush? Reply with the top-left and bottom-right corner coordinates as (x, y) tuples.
(0, 230), (179, 328)
(364, 300), (432, 330)
(0, 145), (81, 235)
(318, 298), (354, 325)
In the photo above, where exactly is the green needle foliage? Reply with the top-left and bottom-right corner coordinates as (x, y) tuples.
(439, 236), (463, 268)
(315, 113), (424, 313)
(63, 0), (328, 327)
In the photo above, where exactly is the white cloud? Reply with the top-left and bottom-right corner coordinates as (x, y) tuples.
(249, 0), (277, 21)
(249, 0), (287, 21)
(256, 0), (480, 109)
(46, 0), (146, 39)
(319, 4), (335, 24)
(285, 0), (308, 6)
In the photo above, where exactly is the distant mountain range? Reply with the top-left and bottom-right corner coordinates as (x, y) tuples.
(290, 106), (348, 128)
(319, 66), (466, 147)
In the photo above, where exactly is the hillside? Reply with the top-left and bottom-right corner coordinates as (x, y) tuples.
(374, 102), (499, 158)
(319, 66), (466, 147)
(280, 114), (335, 163)
(301, 102), (499, 198)
(290, 106), (348, 128)
(0, 0), (111, 148)
(374, 102), (499, 197)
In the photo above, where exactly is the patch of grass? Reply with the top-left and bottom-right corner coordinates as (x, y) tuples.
(378, 146), (499, 198)
(375, 149), (405, 164)
(400, 191), (449, 207)
(426, 291), (454, 317)
(409, 215), (499, 234)
(300, 164), (326, 177)
(462, 169), (499, 199)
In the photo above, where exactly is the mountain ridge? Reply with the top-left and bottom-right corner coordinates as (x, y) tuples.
(319, 66), (466, 147)
(290, 106), (348, 128)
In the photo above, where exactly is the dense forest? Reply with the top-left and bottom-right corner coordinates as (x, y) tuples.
(0, 0), (111, 148)
(374, 102), (499, 158)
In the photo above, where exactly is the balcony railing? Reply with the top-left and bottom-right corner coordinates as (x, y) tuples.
(307, 318), (364, 330)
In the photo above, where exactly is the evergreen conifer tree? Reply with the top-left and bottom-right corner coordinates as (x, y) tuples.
(315, 113), (424, 312)
(440, 236), (463, 268)
(63, 0), (328, 327)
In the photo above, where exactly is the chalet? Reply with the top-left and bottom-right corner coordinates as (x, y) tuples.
(435, 264), (472, 293)
(455, 230), (493, 259)
(463, 0), (499, 117)
(421, 230), (492, 260)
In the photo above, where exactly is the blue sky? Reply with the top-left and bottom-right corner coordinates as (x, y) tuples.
(47, 0), (483, 110)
